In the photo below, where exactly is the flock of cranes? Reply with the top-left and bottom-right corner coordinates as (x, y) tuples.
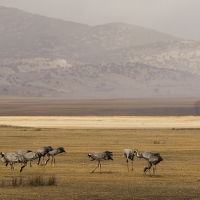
(1, 146), (163, 176)
(88, 149), (163, 176)
(121, 149), (163, 175)
(0, 146), (66, 173)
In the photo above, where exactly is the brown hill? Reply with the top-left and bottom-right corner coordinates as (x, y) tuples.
(0, 6), (200, 99)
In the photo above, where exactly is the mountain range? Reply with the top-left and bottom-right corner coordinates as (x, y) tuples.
(1, 6), (200, 99)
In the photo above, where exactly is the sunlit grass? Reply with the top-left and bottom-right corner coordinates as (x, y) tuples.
(0, 125), (200, 199)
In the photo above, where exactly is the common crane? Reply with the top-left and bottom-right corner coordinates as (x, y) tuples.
(134, 149), (163, 176)
(37, 146), (53, 164)
(123, 149), (134, 171)
(0, 152), (27, 173)
(88, 151), (113, 173)
(45, 147), (66, 165)
(23, 152), (42, 171)
(15, 150), (41, 167)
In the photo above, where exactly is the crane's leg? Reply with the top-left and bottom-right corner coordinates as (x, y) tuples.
(42, 155), (45, 165)
(45, 155), (50, 165)
(39, 156), (45, 165)
(131, 160), (134, 171)
(51, 157), (56, 165)
(91, 161), (100, 173)
(10, 163), (14, 173)
(99, 161), (102, 173)
(153, 164), (156, 175)
(148, 163), (152, 176)
(10, 165), (12, 174)
(144, 163), (152, 176)
(20, 162), (27, 173)
(51, 156), (54, 165)
(12, 163), (15, 171)
(29, 161), (32, 173)
(126, 160), (129, 172)
(37, 156), (41, 165)
(143, 167), (148, 174)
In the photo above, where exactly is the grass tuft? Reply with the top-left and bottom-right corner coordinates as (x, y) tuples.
(11, 177), (18, 187)
(27, 174), (45, 186)
(11, 176), (23, 187)
(26, 174), (56, 186)
(47, 174), (56, 186)
(2, 174), (57, 187)
(26, 174), (56, 187)
(1, 180), (5, 187)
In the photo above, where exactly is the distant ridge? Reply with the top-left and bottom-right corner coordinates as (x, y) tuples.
(0, 6), (180, 59)
(0, 6), (200, 99)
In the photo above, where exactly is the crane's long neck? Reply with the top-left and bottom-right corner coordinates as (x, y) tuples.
(134, 150), (142, 158)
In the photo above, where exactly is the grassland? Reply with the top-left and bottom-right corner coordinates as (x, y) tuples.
(0, 124), (200, 200)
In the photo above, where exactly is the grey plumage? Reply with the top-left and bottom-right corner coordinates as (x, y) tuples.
(1, 152), (16, 168)
(23, 152), (42, 170)
(0, 152), (27, 173)
(37, 146), (53, 164)
(15, 150), (32, 155)
(123, 149), (134, 171)
(45, 147), (66, 165)
(134, 149), (163, 176)
(88, 151), (113, 173)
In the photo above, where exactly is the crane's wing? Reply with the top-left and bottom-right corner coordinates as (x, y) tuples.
(148, 154), (163, 163)
(24, 152), (40, 161)
(47, 149), (57, 156)
(6, 153), (25, 162)
(104, 151), (113, 155)
(88, 152), (113, 161)
(16, 150), (32, 155)
(142, 151), (154, 159)
(153, 153), (160, 156)
(104, 151), (113, 160)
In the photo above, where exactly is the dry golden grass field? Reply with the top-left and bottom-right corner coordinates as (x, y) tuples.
(0, 116), (200, 200)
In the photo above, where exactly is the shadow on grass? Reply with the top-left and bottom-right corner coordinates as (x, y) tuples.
(89, 171), (117, 174)
(142, 174), (163, 178)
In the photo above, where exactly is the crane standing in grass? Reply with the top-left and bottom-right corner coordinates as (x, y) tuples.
(45, 147), (66, 165)
(88, 151), (113, 173)
(0, 152), (27, 173)
(134, 149), (163, 176)
(37, 146), (53, 165)
(23, 151), (42, 171)
(123, 149), (134, 171)
(15, 149), (42, 169)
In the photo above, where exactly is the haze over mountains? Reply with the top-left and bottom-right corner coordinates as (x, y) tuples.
(1, 6), (200, 99)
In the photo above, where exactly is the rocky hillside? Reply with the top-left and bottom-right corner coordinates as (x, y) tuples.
(0, 6), (200, 99)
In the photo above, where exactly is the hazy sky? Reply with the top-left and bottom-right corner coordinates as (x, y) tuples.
(1, 0), (200, 41)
